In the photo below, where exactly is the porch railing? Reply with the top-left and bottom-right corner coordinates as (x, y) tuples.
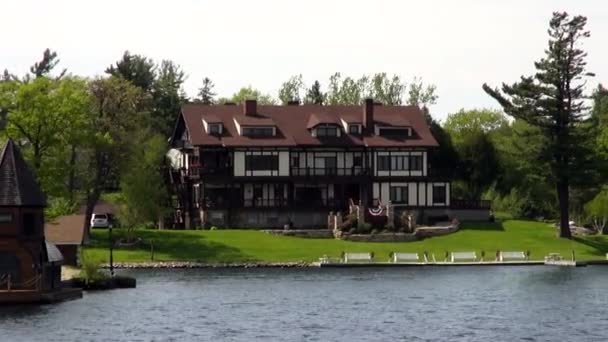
(290, 167), (370, 177)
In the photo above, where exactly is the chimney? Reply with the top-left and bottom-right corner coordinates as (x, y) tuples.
(363, 98), (374, 131)
(244, 99), (257, 116)
(287, 99), (300, 106)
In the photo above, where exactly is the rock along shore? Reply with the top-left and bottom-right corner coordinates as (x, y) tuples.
(101, 261), (314, 269)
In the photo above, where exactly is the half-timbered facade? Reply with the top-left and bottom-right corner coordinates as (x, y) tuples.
(168, 99), (463, 228)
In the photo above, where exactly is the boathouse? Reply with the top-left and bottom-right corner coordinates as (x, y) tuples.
(0, 139), (70, 302)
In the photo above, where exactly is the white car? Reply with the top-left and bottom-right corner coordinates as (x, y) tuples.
(90, 213), (110, 228)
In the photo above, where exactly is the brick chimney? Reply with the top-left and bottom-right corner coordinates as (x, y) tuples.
(244, 99), (257, 116)
(363, 98), (374, 131)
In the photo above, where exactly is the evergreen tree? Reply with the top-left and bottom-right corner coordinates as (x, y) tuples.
(29, 48), (66, 79)
(305, 80), (324, 105)
(151, 60), (187, 136)
(106, 51), (156, 92)
(483, 12), (595, 238)
(196, 77), (216, 104)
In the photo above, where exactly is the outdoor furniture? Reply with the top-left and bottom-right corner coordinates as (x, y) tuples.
(450, 252), (477, 262)
(342, 252), (373, 263)
(390, 252), (419, 263)
(499, 251), (527, 262)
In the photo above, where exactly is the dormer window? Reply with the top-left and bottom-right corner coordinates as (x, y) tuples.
(208, 123), (222, 135)
(316, 124), (339, 137)
(348, 124), (361, 134)
(377, 126), (412, 137)
(242, 126), (275, 137)
(203, 118), (223, 135)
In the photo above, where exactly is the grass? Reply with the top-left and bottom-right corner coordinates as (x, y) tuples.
(83, 219), (608, 263)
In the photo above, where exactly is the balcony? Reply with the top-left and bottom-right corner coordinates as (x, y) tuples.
(290, 167), (370, 177)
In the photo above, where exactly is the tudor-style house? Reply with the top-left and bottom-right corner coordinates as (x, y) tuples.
(168, 99), (482, 229)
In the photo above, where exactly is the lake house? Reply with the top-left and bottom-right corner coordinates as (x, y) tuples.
(168, 99), (488, 229)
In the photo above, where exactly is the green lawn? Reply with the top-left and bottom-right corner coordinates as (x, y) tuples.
(83, 220), (608, 263)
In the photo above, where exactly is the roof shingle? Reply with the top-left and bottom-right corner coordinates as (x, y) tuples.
(0, 140), (46, 207)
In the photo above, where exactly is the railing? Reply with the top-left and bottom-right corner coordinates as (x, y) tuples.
(290, 167), (370, 177)
(243, 199), (289, 208)
(450, 199), (492, 210)
(186, 165), (232, 178)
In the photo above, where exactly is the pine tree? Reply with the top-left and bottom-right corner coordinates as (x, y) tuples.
(305, 80), (324, 105)
(197, 77), (216, 104)
(483, 12), (595, 238)
(29, 48), (66, 79)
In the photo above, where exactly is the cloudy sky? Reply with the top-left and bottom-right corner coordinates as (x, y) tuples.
(2, 0), (607, 119)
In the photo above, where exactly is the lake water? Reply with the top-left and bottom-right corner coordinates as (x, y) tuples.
(1, 266), (608, 341)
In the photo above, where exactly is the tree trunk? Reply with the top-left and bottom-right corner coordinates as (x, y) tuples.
(557, 180), (571, 239)
(68, 144), (77, 204)
(83, 189), (102, 243)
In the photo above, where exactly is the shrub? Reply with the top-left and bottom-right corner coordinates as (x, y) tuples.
(357, 222), (373, 234)
(79, 252), (108, 285)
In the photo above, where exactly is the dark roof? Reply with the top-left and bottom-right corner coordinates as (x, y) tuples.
(0, 140), (46, 207)
(234, 115), (276, 126)
(45, 214), (86, 246)
(179, 103), (438, 148)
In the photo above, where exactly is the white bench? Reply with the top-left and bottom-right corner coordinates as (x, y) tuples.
(499, 251), (527, 262)
(450, 252), (477, 262)
(343, 252), (373, 263)
(391, 252), (419, 263)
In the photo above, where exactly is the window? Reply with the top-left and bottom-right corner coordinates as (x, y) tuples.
(433, 185), (447, 204)
(242, 126), (274, 137)
(378, 127), (411, 137)
(348, 124), (359, 134)
(324, 157), (337, 175)
(291, 155), (300, 167)
(353, 156), (362, 167)
(22, 213), (38, 235)
(208, 124), (222, 135)
(390, 186), (408, 204)
(410, 155), (423, 171)
(390, 156), (408, 170)
(378, 156), (391, 171)
(0, 213), (12, 223)
(378, 155), (423, 171)
(245, 155), (279, 171)
(316, 125), (338, 137)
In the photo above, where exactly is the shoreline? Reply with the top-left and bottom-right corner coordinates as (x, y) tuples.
(100, 259), (608, 269)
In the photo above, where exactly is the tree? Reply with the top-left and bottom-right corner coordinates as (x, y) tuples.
(278, 74), (305, 104)
(407, 77), (438, 108)
(218, 86), (275, 105)
(367, 73), (405, 105)
(585, 188), (608, 234)
(325, 73), (368, 105)
(443, 109), (506, 200)
(105, 51), (156, 92)
(483, 12), (594, 238)
(304, 80), (324, 105)
(29, 48), (66, 80)
(151, 60), (187, 136)
(82, 76), (146, 236)
(196, 77), (216, 104)
(119, 132), (169, 237)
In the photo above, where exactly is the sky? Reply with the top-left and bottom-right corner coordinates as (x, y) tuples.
(2, 0), (608, 120)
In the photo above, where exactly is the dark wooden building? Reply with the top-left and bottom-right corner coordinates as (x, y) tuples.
(0, 139), (62, 294)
